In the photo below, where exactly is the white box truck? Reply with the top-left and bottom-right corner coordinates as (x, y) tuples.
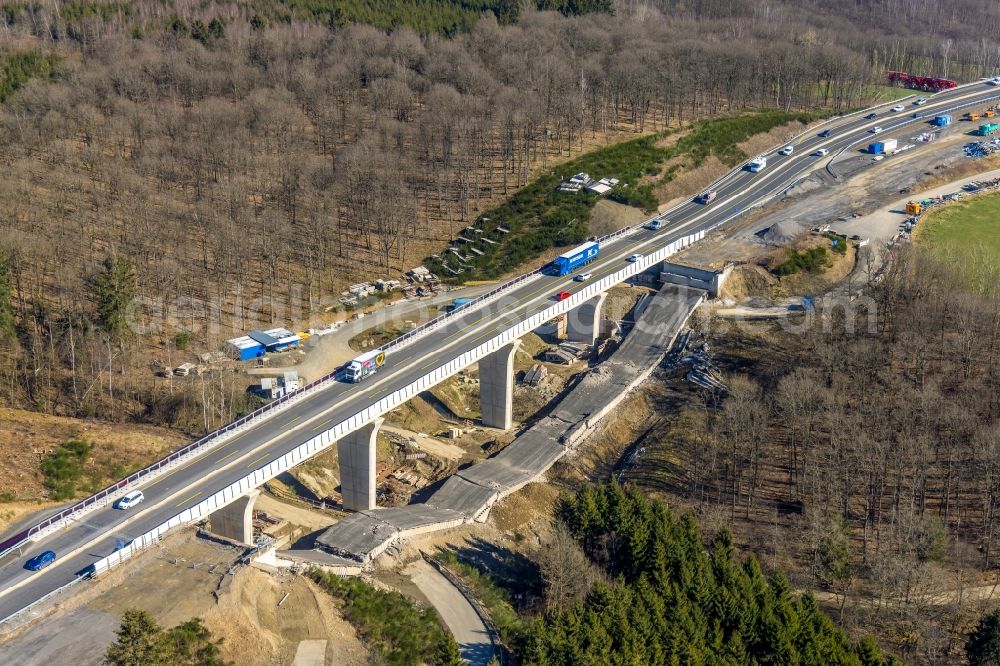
(343, 349), (386, 383)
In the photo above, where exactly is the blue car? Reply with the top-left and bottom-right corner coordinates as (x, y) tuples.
(819, 129), (832, 138)
(25, 550), (56, 571)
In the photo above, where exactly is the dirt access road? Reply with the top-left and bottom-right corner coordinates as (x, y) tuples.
(404, 558), (494, 666)
(0, 531), (368, 666)
(827, 166), (1000, 241)
(259, 284), (496, 383)
(381, 425), (465, 461)
(676, 116), (1000, 269)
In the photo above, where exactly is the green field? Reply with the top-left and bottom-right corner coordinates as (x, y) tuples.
(864, 84), (916, 102)
(918, 193), (1000, 294)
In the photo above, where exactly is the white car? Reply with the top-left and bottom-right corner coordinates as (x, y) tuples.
(627, 253), (642, 262)
(891, 105), (905, 112)
(115, 490), (144, 510)
(870, 126), (883, 134)
(989, 77), (1000, 86)
(813, 148), (829, 157)
(645, 219), (663, 231)
(914, 98), (927, 105)
(778, 145), (794, 155)
(575, 272), (592, 282)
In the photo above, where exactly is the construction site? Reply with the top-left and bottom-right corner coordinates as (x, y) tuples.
(5, 79), (1000, 666)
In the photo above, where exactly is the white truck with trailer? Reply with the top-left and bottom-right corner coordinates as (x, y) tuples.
(343, 349), (386, 383)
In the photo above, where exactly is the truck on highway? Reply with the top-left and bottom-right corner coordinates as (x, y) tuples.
(549, 241), (600, 276)
(696, 190), (718, 204)
(748, 156), (767, 173)
(446, 297), (474, 312)
(343, 349), (386, 383)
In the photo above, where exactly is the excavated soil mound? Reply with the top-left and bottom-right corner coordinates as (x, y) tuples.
(719, 265), (780, 300)
(755, 220), (803, 245)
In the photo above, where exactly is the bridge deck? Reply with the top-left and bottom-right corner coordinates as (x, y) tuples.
(309, 285), (706, 562)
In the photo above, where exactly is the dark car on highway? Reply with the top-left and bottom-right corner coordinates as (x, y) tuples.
(25, 550), (56, 571)
(818, 129), (832, 138)
(865, 112), (878, 120)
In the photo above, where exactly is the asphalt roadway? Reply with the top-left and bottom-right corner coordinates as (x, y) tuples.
(406, 559), (494, 666)
(308, 283), (706, 564)
(2, 81), (1000, 626)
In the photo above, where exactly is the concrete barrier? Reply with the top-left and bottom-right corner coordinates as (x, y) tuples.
(88, 230), (708, 580)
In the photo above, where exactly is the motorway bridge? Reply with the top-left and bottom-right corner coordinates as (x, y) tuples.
(2, 79), (999, 627)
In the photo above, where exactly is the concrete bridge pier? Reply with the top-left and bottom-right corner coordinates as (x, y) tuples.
(338, 417), (384, 512)
(566, 292), (607, 345)
(479, 340), (521, 430)
(209, 488), (259, 545)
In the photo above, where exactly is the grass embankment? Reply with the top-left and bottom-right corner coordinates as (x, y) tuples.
(774, 232), (848, 276)
(426, 110), (826, 283)
(917, 193), (1000, 295)
(307, 568), (463, 665)
(433, 548), (526, 647)
(349, 324), (407, 352)
(863, 84), (914, 102)
(40, 436), (141, 500)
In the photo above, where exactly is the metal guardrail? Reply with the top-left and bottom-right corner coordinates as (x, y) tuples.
(0, 349), (352, 558)
(828, 88), (1000, 177)
(85, 229), (706, 584)
(386, 221), (649, 353)
(638, 101), (886, 226)
(421, 552), (506, 665)
(0, 110), (855, 561)
(6, 84), (995, 563)
(0, 574), (87, 631)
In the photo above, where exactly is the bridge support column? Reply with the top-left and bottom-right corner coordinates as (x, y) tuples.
(479, 340), (520, 430)
(209, 489), (259, 546)
(567, 292), (607, 345)
(338, 417), (383, 512)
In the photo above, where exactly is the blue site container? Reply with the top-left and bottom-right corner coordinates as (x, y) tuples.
(933, 114), (951, 127)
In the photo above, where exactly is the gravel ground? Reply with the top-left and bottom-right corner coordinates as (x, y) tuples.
(676, 117), (1000, 268)
(0, 607), (118, 666)
(828, 166), (1000, 242)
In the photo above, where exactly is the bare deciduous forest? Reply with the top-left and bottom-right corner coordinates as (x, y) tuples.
(1, 2), (1000, 662)
(0, 1), (996, 425)
(632, 248), (1000, 662)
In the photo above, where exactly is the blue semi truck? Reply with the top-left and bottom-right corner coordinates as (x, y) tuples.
(549, 241), (600, 276)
